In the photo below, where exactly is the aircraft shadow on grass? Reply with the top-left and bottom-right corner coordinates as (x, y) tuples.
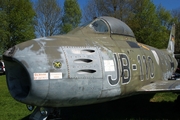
(21, 93), (180, 120)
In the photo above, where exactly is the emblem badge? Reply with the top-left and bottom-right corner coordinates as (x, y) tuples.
(53, 61), (62, 69)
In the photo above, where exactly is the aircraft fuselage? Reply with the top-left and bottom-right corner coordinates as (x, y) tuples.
(3, 16), (177, 108)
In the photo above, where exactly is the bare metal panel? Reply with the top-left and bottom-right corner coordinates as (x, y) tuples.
(62, 46), (103, 79)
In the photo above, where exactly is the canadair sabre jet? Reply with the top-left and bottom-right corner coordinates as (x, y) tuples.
(3, 16), (179, 119)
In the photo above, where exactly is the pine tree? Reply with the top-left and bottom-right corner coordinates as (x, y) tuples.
(61, 0), (82, 34)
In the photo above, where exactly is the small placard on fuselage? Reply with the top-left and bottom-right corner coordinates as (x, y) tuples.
(34, 73), (48, 80)
(104, 60), (115, 72)
(50, 72), (62, 79)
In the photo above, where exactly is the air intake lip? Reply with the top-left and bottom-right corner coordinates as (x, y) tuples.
(3, 46), (17, 57)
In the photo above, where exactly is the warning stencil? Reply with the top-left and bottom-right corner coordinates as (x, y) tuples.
(50, 72), (62, 79)
(34, 73), (48, 80)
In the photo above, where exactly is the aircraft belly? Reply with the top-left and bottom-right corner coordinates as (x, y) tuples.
(47, 78), (102, 107)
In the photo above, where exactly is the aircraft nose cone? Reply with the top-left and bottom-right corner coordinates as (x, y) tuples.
(3, 45), (31, 101)
(3, 40), (50, 104)
(2, 37), (104, 107)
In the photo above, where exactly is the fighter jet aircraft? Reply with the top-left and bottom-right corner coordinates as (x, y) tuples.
(2, 16), (180, 119)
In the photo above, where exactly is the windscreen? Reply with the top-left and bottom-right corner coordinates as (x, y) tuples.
(89, 20), (108, 33)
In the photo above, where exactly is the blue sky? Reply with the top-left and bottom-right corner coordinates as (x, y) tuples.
(59, 0), (180, 11)
(152, 0), (180, 10)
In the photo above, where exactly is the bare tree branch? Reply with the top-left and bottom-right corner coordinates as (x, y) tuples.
(34, 0), (62, 37)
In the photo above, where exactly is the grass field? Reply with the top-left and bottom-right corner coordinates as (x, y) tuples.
(0, 75), (30, 120)
(0, 75), (180, 120)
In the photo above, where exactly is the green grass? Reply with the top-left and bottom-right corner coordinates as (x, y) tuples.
(0, 75), (180, 120)
(0, 75), (30, 120)
(150, 92), (179, 102)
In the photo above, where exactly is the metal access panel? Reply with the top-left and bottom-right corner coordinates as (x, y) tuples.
(62, 46), (103, 79)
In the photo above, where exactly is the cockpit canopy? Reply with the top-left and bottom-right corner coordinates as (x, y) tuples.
(89, 16), (135, 37)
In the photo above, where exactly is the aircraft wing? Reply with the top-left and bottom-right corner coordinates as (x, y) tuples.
(138, 80), (180, 92)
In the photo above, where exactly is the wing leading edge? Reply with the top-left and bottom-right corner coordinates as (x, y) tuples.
(138, 80), (180, 92)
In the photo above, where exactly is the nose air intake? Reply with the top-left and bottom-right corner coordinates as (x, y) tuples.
(3, 56), (31, 100)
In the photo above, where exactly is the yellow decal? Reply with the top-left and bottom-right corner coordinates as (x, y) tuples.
(171, 35), (175, 42)
(53, 61), (62, 69)
(138, 43), (150, 50)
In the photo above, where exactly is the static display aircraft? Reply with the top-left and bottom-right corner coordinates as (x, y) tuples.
(3, 16), (180, 119)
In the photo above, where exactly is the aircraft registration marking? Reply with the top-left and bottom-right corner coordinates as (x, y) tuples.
(132, 64), (137, 70)
(107, 53), (156, 86)
(104, 60), (115, 71)
(34, 73), (48, 80)
(108, 53), (131, 86)
(137, 55), (155, 80)
(50, 72), (62, 79)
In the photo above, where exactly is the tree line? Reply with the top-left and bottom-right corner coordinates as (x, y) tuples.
(0, 0), (180, 55)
